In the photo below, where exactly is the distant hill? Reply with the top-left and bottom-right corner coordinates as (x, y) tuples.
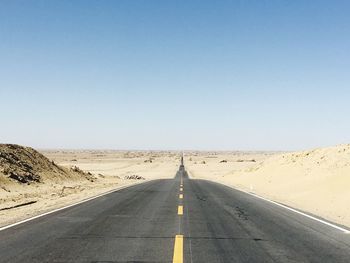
(0, 144), (93, 184)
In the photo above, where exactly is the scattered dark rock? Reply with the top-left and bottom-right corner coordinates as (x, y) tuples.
(70, 166), (96, 182)
(124, 175), (145, 180)
(220, 160), (228, 163)
(236, 159), (256, 163)
(8, 172), (40, 183)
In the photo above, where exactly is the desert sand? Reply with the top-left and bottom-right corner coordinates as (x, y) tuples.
(0, 146), (179, 227)
(2, 143), (350, 229)
(44, 150), (180, 181)
(185, 145), (350, 228)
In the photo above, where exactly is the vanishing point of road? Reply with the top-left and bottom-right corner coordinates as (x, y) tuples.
(1, 160), (350, 262)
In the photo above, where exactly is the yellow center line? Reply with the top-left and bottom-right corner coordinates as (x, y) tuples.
(180, 187), (183, 192)
(178, 205), (183, 215)
(172, 235), (183, 263)
(179, 194), (183, 199)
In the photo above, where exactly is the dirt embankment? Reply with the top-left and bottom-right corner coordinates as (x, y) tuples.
(0, 144), (109, 227)
(0, 144), (93, 186)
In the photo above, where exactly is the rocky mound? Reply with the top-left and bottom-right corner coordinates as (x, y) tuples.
(0, 144), (91, 184)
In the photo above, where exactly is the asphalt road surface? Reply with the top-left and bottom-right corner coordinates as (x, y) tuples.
(1, 165), (350, 262)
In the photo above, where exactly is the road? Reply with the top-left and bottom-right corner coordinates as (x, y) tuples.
(1, 165), (350, 262)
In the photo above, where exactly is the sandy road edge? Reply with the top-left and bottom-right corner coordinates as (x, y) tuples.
(186, 170), (350, 233)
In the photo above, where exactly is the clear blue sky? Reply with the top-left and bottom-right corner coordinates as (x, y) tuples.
(0, 0), (349, 150)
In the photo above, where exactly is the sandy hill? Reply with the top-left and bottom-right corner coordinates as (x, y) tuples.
(0, 144), (92, 185)
(217, 144), (350, 226)
(255, 144), (350, 170)
(185, 144), (350, 226)
(241, 144), (350, 186)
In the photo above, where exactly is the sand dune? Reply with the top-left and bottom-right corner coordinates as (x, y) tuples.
(186, 145), (350, 227)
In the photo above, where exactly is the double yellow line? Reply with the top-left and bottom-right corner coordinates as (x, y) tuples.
(173, 179), (184, 263)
